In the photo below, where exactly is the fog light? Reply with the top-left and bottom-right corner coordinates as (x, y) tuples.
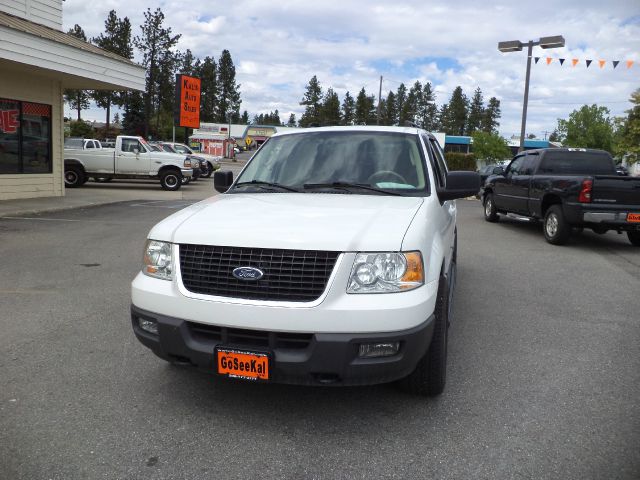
(358, 342), (400, 358)
(138, 317), (158, 335)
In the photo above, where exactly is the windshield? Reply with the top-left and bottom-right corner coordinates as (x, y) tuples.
(161, 144), (177, 153)
(173, 144), (192, 154)
(235, 131), (428, 195)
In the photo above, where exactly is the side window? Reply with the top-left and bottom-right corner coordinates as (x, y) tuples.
(521, 154), (539, 175)
(86, 141), (94, 149)
(423, 136), (445, 188)
(507, 156), (525, 175)
(121, 138), (140, 153)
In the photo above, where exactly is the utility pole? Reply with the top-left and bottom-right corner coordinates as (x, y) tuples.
(376, 75), (383, 125)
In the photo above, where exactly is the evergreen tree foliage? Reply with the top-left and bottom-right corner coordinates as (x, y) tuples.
(466, 87), (484, 135)
(394, 83), (407, 125)
(299, 76), (323, 127)
(241, 110), (250, 124)
(441, 86), (468, 135)
(134, 7), (181, 137)
(287, 113), (297, 127)
(64, 25), (90, 120)
(91, 11), (134, 131)
(383, 91), (397, 126)
(400, 81), (421, 126)
(179, 49), (197, 76)
(122, 91), (146, 136)
(481, 97), (501, 133)
(354, 88), (376, 125)
(417, 82), (438, 131)
(321, 88), (341, 126)
(341, 91), (355, 126)
(197, 56), (218, 122)
(217, 49), (242, 122)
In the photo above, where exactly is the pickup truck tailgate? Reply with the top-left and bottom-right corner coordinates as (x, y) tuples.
(592, 176), (640, 206)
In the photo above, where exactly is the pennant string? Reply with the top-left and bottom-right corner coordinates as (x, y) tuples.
(572, 59), (579, 67)
(546, 57), (553, 65)
(559, 58), (565, 66)
(534, 57), (540, 64)
(598, 60), (606, 68)
(613, 60), (619, 69)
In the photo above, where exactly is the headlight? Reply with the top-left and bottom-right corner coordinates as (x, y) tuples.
(184, 157), (192, 168)
(347, 251), (424, 293)
(143, 240), (173, 280)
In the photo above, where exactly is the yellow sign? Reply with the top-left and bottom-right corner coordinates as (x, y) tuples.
(245, 136), (252, 146)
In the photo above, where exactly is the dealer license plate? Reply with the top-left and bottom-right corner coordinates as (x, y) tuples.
(628, 213), (640, 223)
(216, 347), (270, 381)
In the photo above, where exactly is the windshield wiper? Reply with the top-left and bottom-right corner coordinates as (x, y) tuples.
(234, 180), (299, 192)
(303, 182), (402, 196)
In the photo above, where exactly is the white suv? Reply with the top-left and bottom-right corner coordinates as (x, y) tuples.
(131, 126), (479, 395)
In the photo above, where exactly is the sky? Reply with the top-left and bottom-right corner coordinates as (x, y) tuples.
(63, 0), (640, 139)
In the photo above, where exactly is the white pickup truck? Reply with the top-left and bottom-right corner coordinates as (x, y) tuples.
(63, 135), (193, 190)
(131, 126), (479, 395)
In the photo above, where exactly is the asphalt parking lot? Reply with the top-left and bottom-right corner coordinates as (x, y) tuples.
(1, 192), (638, 479)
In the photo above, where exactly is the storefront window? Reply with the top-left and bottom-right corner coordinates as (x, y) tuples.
(0, 99), (52, 174)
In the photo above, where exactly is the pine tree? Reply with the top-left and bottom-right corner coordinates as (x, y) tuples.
(383, 91), (397, 126)
(441, 86), (468, 135)
(394, 83), (407, 125)
(241, 110), (250, 124)
(354, 88), (376, 125)
(180, 49), (197, 76)
(481, 97), (501, 133)
(113, 112), (120, 125)
(341, 91), (355, 126)
(321, 88), (341, 126)
(134, 7), (181, 137)
(122, 91), (145, 136)
(64, 25), (91, 121)
(400, 81), (422, 125)
(466, 87), (484, 135)
(217, 49), (241, 122)
(197, 56), (219, 123)
(92, 11), (134, 132)
(299, 76), (323, 127)
(417, 82), (438, 131)
(287, 113), (297, 127)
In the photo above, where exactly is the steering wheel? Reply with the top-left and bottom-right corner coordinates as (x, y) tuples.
(367, 170), (408, 185)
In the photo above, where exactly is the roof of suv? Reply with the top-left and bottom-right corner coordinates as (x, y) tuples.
(272, 125), (431, 137)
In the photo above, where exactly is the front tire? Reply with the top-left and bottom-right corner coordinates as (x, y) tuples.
(398, 274), (449, 396)
(64, 165), (85, 188)
(484, 193), (499, 222)
(628, 231), (640, 246)
(543, 205), (571, 245)
(160, 170), (182, 191)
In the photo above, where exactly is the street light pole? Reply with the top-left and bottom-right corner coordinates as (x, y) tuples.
(498, 35), (565, 152)
(519, 41), (534, 153)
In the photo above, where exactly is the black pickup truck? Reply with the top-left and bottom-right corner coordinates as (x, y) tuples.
(482, 148), (640, 245)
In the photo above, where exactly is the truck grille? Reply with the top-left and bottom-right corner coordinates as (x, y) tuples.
(187, 322), (313, 350)
(179, 244), (340, 302)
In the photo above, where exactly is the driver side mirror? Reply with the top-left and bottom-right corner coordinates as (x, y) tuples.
(214, 170), (234, 193)
(492, 166), (505, 175)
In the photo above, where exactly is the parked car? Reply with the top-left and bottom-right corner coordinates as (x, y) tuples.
(615, 164), (629, 176)
(160, 142), (221, 178)
(131, 126), (480, 396)
(63, 135), (193, 190)
(482, 148), (640, 245)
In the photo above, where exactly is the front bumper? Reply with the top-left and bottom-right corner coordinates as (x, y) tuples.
(131, 305), (435, 386)
(181, 168), (193, 178)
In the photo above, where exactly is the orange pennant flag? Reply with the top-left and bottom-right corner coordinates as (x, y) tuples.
(546, 57), (553, 65)
(571, 59), (579, 67)
(627, 60), (635, 69)
(598, 60), (606, 68)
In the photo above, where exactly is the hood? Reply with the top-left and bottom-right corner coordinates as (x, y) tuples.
(149, 193), (423, 251)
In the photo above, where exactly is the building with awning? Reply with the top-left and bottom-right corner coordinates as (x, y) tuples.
(0, 1), (146, 200)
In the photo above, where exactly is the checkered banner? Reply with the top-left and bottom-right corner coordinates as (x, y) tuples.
(23, 102), (51, 117)
(534, 58), (636, 69)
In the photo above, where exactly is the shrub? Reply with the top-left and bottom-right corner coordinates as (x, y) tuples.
(444, 152), (477, 171)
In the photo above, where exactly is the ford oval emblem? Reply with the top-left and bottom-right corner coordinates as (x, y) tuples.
(232, 266), (264, 281)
